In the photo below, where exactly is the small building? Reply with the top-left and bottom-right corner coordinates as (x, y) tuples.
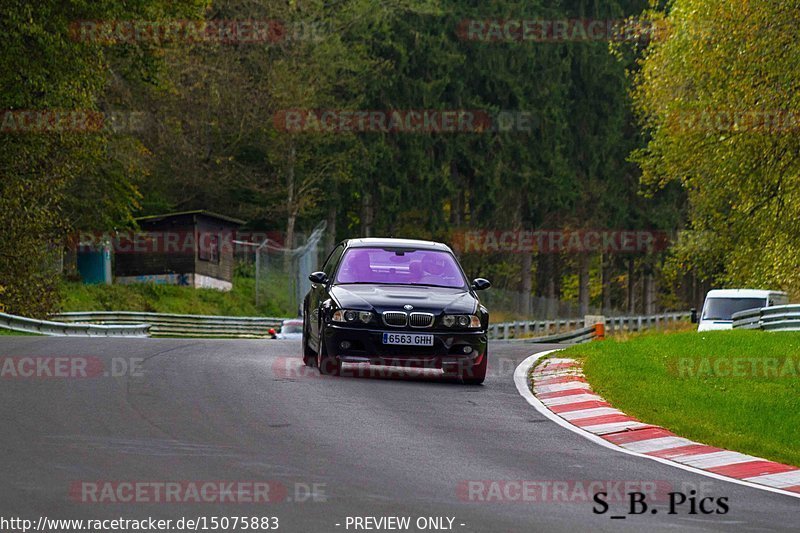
(114, 210), (244, 291)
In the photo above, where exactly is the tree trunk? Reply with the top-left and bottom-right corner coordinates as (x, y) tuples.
(627, 257), (636, 314)
(601, 254), (612, 314)
(283, 143), (297, 271)
(545, 254), (558, 318)
(450, 162), (462, 226)
(361, 189), (373, 237)
(519, 252), (533, 316)
(284, 143), (297, 250)
(578, 254), (590, 316)
(643, 267), (656, 314)
(325, 204), (337, 254)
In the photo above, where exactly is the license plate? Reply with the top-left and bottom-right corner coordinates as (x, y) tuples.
(382, 332), (434, 346)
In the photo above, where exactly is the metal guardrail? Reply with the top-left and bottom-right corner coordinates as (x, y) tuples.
(489, 312), (691, 341)
(730, 307), (761, 329)
(39, 309), (693, 340)
(0, 312), (150, 337)
(506, 324), (599, 345)
(52, 311), (287, 338)
(732, 305), (800, 331)
(604, 312), (691, 335)
(489, 318), (585, 341)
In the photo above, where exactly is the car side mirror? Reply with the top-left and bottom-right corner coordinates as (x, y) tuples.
(309, 271), (328, 284)
(471, 278), (491, 291)
(690, 308), (698, 324)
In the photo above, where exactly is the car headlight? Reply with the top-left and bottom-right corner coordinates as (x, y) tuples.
(332, 309), (373, 324)
(442, 314), (481, 328)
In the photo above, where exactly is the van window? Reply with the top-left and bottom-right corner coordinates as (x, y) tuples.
(702, 298), (766, 321)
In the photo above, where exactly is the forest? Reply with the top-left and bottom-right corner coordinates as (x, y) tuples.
(3, 0), (798, 317)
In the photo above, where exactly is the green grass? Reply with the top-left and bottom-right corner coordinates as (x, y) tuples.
(60, 276), (293, 317)
(560, 330), (800, 467)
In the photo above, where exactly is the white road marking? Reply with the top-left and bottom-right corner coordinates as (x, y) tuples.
(621, 436), (696, 454)
(533, 381), (591, 393)
(560, 407), (622, 420)
(539, 393), (604, 406)
(580, 421), (651, 435)
(677, 451), (758, 469)
(744, 470), (800, 488)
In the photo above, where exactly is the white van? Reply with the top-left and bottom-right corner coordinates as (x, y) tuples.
(697, 289), (789, 331)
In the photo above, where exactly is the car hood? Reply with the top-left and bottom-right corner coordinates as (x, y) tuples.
(330, 284), (478, 315)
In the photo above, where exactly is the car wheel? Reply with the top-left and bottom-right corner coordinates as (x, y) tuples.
(461, 349), (487, 385)
(316, 327), (341, 376)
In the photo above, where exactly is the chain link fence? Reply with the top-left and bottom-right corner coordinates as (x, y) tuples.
(251, 221), (326, 317)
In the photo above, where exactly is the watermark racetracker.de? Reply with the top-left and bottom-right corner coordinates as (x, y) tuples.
(74, 230), (284, 255)
(665, 109), (800, 134)
(69, 480), (327, 504)
(272, 356), (543, 381)
(273, 109), (537, 134)
(456, 18), (665, 43)
(669, 356), (800, 379)
(0, 356), (144, 379)
(0, 110), (150, 134)
(69, 19), (324, 45)
(451, 229), (670, 254)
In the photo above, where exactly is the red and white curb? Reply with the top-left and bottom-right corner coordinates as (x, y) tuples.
(514, 349), (800, 500)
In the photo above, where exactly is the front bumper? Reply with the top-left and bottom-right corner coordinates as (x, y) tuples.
(323, 323), (487, 369)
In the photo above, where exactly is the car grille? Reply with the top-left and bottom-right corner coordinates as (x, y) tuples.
(409, 312), (434, 328)
(382, 311), (407, 327)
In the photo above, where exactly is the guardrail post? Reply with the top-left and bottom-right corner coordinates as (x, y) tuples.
(584, 315), (605, 340)
(503, 323), (510, 340)
(595, 322), (605, 340)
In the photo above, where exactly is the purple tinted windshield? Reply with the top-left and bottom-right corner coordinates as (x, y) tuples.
(335, 248), (466, 288)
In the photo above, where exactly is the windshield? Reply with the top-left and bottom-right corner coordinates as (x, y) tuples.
(281, 324), (302, 334)
(702, 297), (766, 321)
(335, 247), (466, 288)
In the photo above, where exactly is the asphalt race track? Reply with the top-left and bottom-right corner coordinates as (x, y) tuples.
(0, 336), (797, 532)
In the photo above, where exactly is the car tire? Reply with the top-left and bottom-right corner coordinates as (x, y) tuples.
(316, 327), (341, 376)
(461, 350), (487, 385)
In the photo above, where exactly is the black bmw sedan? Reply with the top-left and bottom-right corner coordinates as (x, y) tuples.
(302, 238), (491, 384)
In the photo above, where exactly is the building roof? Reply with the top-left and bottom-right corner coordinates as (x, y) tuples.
(135, 210), (245, 226)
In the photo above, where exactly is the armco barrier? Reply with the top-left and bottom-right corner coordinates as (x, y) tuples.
(51, 311), (286, 338)
(489, 311), (690, 341)
(0, 312), (150, 337)
(505, 324), (600, 345)
(730, 307), (762, 329)
(733, 304), (800, 331)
